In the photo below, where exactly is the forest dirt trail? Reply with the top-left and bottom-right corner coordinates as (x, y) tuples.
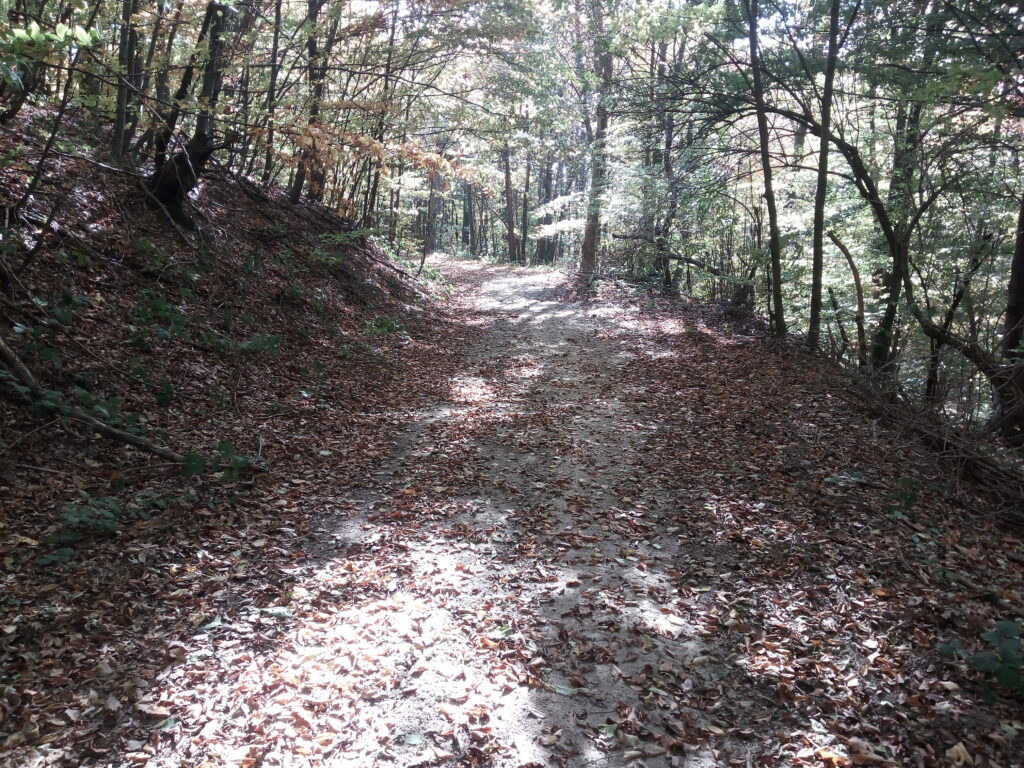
(311, 256), (738, 767)
(20, 257), (1018, 768)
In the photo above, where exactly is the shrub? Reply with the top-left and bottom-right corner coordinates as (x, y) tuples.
(941, 621), (1023, 696)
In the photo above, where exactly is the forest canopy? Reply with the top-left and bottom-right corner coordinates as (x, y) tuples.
(1, 0), (1023, 438)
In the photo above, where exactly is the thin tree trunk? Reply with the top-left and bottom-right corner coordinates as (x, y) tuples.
(828, 231), (868, 367)
(521, 154), (531, 264)
(262, 0), (282, 184)
(744, 0), (785, 335)
(502, 148), (518, 262)
(807, 0), (842, 349)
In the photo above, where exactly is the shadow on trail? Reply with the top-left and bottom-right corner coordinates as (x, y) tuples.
(7, 257), (1014, 768)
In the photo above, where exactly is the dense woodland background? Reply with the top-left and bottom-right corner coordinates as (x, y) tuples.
(3, 0), (1024, 764)
(1, 0), (1022, 443)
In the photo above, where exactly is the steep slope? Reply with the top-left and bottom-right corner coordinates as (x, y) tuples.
(1, 112), (469, 761)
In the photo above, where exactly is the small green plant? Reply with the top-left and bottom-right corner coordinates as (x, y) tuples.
(242, 250), (265, 275)
(886, 476), (921, 520)
(237, 332), (281, 355)
(52, 249), (89, 266)
(49, 292), (90, 326)
(280, 282), (305, 305)
(148, 377), (175, 407)
(308, 360), (327, 385)
(73, 388), (139, 430)
(183, 441), (254, 481)
(131, 290), (189, 341)
(417, 264), (445, 281)
(39, 490), (175, 564)
(318, 228), (376, 247)
(363, 316), (406, 336)
(941, 621), (1023, 696)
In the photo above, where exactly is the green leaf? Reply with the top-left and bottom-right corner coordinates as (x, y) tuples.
(995, 665), (1022, 693)
(157, 715), (180, 731)
(994, 621), (1021, 639)
(182, 452), (206, 477)
(969, 651), (1002, 674)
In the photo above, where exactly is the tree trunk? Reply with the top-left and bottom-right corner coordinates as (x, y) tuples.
(261, 0), (282, 184)
(807, 0), (842, 349)
(502, 148), (518, 262)
(534, 156), (554, 264)
(828, 231), (868, 367)
(1004, 196), (1024, 362)
(289, 0), (333, 204)
(580, 48), (612, 277)
(521, 153), (531, 264)
(744, 0), (785, 336)
(423, 170), (443, 256)
(111, 0), (140, 158)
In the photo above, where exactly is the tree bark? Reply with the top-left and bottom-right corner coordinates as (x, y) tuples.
(1004, 196), (1024, 362)
(261, 0), (283, 184)
(111, 0), (140, 158)
(828, 231), (867, 367)
(807, 0), (842, 349)
(502, 148), (518, 262)
(521, 153), (531, 264)
(744, 0), (786, 336)
(580, 47), (612, 277)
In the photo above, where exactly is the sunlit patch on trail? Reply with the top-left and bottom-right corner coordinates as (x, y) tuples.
(450, 375), (498, 404)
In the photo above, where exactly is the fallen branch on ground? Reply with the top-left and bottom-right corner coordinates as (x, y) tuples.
(0, 331), (186, 462)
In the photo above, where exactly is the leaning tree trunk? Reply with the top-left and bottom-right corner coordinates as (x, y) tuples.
(146, 3), (233, 229)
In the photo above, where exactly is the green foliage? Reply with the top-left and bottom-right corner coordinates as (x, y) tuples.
(49, 292), (90, 326)
(941, 621), (1024, 697)
(242, 250), (266, 275)
(39, 489), (175, 564)
(73, 388), (139, 430)
(195, 329), (281, 357)
(131, 290), (189, 341)
(886, 476), (921, 520)
(237, 333), (281, 355)
(149, 377), (175, 407)
(280, 281), (305, 305)
(181, 442), (254, 480)
(0, 22), (98, 89)
(363, 316), (406, 336)
(318, 229), (376, 247)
